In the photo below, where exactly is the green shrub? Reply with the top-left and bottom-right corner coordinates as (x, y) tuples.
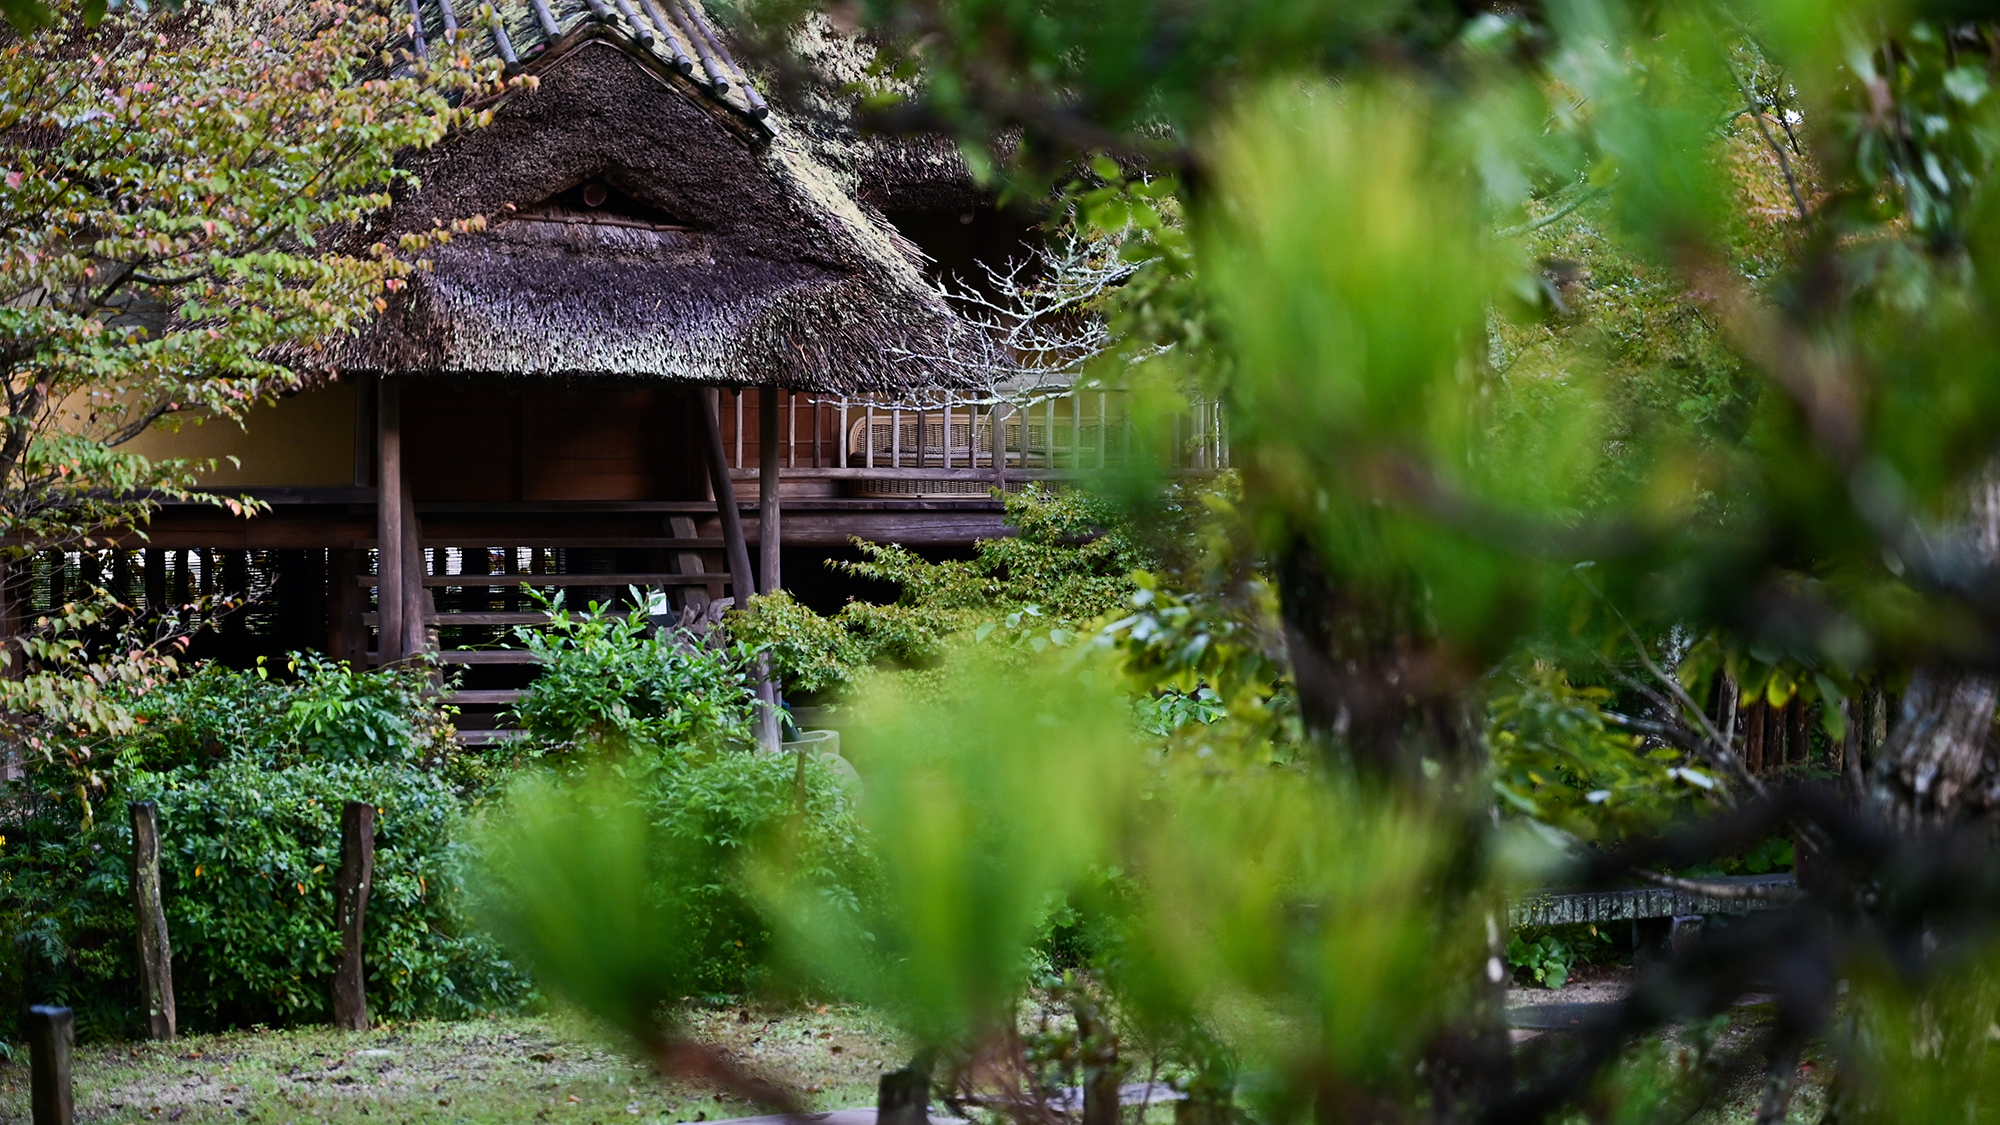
(0, 656), (532, 1042)
(507, 594), (760, 752)
(733, 485), (1152, 700)
(1505, 923), (1615, 990)
(487, 602), (874, 999)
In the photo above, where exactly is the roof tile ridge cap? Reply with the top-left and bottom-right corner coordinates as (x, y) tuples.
(527, 0), (561, 40)
(607, 0), (654, 44)
(682, 0), (770, 118)
(667, 0), (730, 92)
(637, 0), (695, 74)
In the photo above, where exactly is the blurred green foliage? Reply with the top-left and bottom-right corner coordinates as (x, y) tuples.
(474, 740), (871, 1032)
(714, 0), (2000, 1113)
(763, 655), (1137, 1046)
(1488, 661), (1719, 844)
(478, 605), (875, 1025)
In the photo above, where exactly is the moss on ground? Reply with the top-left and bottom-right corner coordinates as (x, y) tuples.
(0, 1007), (909, 1125)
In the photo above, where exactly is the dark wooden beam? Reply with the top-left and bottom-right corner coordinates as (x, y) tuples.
(699, 387), (778, 748)
(27, 1005), (73, 1125)
(356, 573), (750, 588)
(375, 377), (405, 666)
(759, 386), (781, 594)
(698, 388), (756, 602)
(398, 472), (428, 660)
(991, 402), (1009, 491)
(328, 549), (366, 668)
(668, 515), (719, 610)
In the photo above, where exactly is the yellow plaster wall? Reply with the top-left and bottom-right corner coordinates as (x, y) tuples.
(121, 381), (358, 488)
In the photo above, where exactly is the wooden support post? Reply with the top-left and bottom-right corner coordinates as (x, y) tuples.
(129, 801), (176, 1040)
(0, 556), (19, 781)
(700, 389), (757, 606)
(1743, 699), (1765, 774)
(332, 800), (375, 1031)
(399, 474), (428, 660)
(327, 549), (364, 667)
(757, 387), (784, 748)
(1098, 392), (1108, 467)
(1789, 699), (1810, 766)
(375, 377), (405, 666)
(759, 386), (782, 596)
(142, 548), (165, 615)
(990, 402), (1009, 491)
(1074, 996), (1121, 1125)
(699, 389), (778, 748)
(27, 1005), (73, 1125)
(667, 516), (715, 612)
(1716, 676), (1739, 757)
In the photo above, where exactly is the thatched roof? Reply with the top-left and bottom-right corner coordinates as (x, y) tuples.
(331, 2), (972, 395)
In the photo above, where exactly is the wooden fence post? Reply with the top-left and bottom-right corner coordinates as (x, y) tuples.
(332, 801), (376, 1031)
(1074, 996), (1121, 1125)
(877, 1048), (934, 1125)
(27, 1004), (73, 1125)
(128, 802), (175, 1040)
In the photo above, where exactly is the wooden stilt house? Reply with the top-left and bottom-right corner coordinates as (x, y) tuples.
(11, 3), (1229, 741)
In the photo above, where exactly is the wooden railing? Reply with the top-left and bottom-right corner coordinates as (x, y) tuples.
(713, 388), (1229, 473)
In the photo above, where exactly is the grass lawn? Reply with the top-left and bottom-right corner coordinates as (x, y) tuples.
(0, 1006), (911, 1125)
(0, 994), (1836, 1125)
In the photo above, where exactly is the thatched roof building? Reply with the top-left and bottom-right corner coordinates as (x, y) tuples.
(333, 0), (978, 395)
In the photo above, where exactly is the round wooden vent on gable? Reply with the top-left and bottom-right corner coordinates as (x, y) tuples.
(515, 179), (695, 231)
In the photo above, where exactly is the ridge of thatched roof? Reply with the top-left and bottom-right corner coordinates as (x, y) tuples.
(329, 22), (970, 396)
(399, 0), (988, 208)
(406, 0), (772, 127)
(763, 16), (988, 210)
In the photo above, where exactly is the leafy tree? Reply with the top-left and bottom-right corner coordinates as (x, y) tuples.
(0, 0), (511, 757)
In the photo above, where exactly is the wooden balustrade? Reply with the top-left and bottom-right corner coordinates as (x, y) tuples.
(712, 388), (1228, 474)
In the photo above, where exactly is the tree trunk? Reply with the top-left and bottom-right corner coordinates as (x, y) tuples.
(1873, 670), (1999, 823)
(1276, 541), (1476, 783)
(1874, 470), (2000, 824)
(1275, 540), (1507, 1113)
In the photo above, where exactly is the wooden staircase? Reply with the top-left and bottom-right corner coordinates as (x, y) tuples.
(364, 516), (734, 745)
